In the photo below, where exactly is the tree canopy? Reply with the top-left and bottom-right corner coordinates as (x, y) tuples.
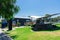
(0, 0), (19, 20)
(0, 0), (19, 30)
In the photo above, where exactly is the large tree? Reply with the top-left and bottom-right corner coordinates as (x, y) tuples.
(0, 0), (19, 30)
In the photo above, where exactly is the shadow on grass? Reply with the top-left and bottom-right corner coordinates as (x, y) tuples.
(11, 35), (18, 39)
(31, 24), (60, 31)
(5, 32), (18, 39)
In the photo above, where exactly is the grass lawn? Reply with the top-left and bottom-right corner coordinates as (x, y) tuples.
(7, 24), (60, 40)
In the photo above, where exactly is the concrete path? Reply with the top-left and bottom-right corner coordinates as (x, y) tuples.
(0, 28), (12, 40)
(0, 33), (12, 40)
(0, 28), (3, 33)
(0, 26), (25, 40)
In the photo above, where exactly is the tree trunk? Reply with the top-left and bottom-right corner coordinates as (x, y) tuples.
(8, 19), (12, 30)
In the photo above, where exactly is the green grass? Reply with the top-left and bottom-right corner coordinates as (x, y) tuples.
(7, 24), (60, 40)
(55, 23), (60, 27)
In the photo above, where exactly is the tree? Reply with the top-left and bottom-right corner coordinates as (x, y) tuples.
(44, 14), (51, 22)
(0, 0), (19, 30)
(45, 14), (50, 17)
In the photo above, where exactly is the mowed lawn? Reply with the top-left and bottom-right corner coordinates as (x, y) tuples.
(7, 24), (60, 40)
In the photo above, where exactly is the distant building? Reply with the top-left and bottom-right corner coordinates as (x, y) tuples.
(12, 18), (32, 26)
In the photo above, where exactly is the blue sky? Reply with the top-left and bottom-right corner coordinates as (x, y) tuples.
(15, 0), (60, 17)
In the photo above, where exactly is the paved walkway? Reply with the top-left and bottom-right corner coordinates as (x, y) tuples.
(0, 26), (25, 40)
(0, 28), (3, 33)
(0, 28), (12, 40)
(0, 33), (12, 40)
